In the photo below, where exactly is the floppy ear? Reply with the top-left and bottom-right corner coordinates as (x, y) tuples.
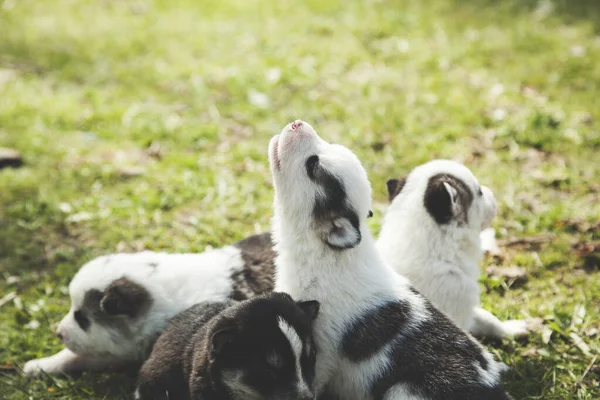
(386, 178), (406, 202)
(323, 215), (362, 249)
(424, 178), (459, 224)
(100, 278), (151, 317)
(211, 326), (236, 356)
(297, 300), (320, 321)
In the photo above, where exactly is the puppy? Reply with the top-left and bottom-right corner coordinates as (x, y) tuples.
(135, 292), (319, 400)
(377, 160), (528, 338)
(23, 233), (276, 376)
(270, 120), (510, 400)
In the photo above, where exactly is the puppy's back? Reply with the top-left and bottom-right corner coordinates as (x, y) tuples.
(136, 300), (235, 400)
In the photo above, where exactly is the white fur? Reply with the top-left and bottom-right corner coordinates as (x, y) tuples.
(269, 121), (500, 399)
(24, 247), (245, 376)
(278, 317), (312, 397)
(377, 159), (528, 338)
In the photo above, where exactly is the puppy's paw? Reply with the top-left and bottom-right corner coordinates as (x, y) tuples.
(23, 358), (60, 376)
(502, 319), (529, 338)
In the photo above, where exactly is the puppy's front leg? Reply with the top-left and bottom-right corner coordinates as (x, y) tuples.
(470, 307), (528, 339)
(23, 348), (121, 376)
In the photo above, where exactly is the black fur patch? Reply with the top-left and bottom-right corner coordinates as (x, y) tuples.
(78, 278), (152, 336)
(73, 310), (90, 331)
(136, 293), (319, 400)
(100, 277), (153, 318)
(341, 300), (411, 362)
(424, 173), (474, 225)
(346, 296), (510, 400)
(386, 178), (406, 202)
(229, 232), (276, 301)
(308, 159), (361, 249)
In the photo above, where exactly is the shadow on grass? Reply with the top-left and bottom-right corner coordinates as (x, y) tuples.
(0, 197), (89, 277)
(503, 356), (558, 400)
(0, 367), (138, 399)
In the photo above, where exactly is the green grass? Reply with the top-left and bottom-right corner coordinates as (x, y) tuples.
(1, 0), (599, 398)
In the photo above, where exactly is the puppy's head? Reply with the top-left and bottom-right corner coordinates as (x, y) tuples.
(386, 160), (497, 232)
(56, 259), (154, 359)
(269, 120), (372, 250)
(203, 292), (319, 400)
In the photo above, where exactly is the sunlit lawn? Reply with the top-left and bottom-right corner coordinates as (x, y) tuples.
(1, 0), (599, 398)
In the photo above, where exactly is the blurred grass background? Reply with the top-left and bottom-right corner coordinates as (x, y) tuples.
(0, 0), (599, 398)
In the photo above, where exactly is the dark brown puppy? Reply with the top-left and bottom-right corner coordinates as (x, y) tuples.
(135, 292), (319, 400)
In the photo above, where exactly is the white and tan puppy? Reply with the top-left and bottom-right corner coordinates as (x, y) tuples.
(23, 234), (275, 376)
(377, 160), (528, 338)
(270, 120), (510, 400)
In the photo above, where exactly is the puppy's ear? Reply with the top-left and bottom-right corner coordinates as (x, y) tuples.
(386, 178), (406, 202)
(424, 177), (460, 224)
(211, 326), (236, 356)
(322, 215), (361, 249)
(100, 278), (151, 317)
(297, 300), (320, 321)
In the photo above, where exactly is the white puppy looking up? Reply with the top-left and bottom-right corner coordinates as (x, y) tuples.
(23, 233), (275, 376)
(377, 160), (528, 338)
(270, 120), (510, 400)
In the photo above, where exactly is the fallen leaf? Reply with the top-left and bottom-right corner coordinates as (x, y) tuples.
(147, 142), (164, 159)
(573, 241), (600, 257)
(26, 320), (40, 330)
(556, 219), (600, 233)
(248, 89), (270, 108)
(584, 327), (599, 338)
(485, 266), (528, 284)
(498, 234), (556, 248)
(117, 166), (146, 178)
(571, 304), (586, 328)
(0, 292), (16, 308)
(542, 326), (553, 344)
(569, 332), (591, 356)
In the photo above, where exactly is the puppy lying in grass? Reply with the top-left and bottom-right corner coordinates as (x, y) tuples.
(377, 160), (529, 338)
(269, 120), (511, 400)
(23, 234), (275, 376)
(135, 293), (319, 400)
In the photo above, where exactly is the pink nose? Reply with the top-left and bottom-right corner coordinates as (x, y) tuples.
(291, 120), (303, 131)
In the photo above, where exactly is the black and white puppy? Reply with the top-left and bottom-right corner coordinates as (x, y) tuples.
(270, 120), (510, 400)
(377, 160), (529, 338)
(23, 234), (275, 376)
(135, 292), (319, 400)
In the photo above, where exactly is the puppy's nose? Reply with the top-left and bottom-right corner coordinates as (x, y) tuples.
(290, 120), (303, 131)
(56, 332), (64, 341)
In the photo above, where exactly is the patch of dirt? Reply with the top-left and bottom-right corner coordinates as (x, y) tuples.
(573, 241), (600, 272)
(557, 219), (600, 234)
(497, 234), (556, 249)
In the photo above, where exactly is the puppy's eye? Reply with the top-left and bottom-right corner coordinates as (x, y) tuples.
(74, 310), (90, 331)
(266, 352), (283, 370)
(305, 155), (319, 179)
